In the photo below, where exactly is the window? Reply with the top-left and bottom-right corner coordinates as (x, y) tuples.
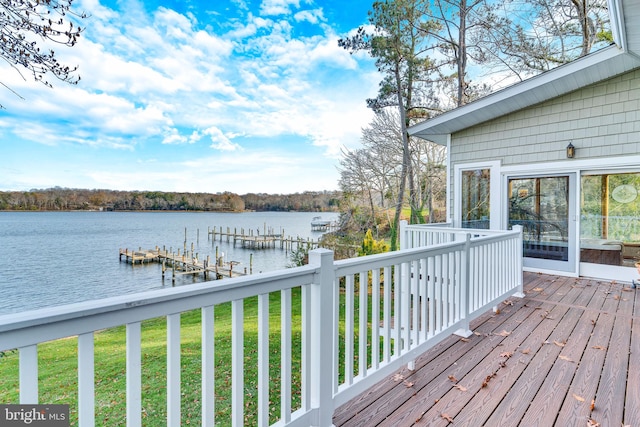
(581, 172), (640, 266)
(461, 169), (490, 229)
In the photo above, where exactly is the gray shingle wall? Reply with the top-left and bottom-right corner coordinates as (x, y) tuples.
(451, 68), (640, 166)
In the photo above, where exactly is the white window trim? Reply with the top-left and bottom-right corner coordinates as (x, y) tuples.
(453, 160), (501, 229)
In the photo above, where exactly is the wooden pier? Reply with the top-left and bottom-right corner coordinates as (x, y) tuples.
(119, 247), (247, 284)
(208, 226), (321, 251)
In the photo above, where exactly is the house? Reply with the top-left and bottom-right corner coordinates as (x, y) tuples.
(409, 0), (640, 282)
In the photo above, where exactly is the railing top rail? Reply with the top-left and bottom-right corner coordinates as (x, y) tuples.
(403, 224), (521, 237)
(0, 265), (318, 349)
(334, 239), (468, 277)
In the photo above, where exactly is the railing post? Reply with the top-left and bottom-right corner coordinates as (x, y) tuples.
(19, 345), (38, 404)
(309, 248), (335, 427)
(512, 225), (525, 298)
(398, 220), (413, 369)
(455, 234), (473, 338)
(399, 220), (408, 250)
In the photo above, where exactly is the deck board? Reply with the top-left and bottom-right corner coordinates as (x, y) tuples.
(626, 289), (640, 425)
(333, 272), (640, 427)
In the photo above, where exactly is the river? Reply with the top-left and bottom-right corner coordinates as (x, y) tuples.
(0, 211), (339, 315)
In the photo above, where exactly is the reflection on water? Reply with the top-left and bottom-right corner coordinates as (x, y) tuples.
(0, 211), (339, 314)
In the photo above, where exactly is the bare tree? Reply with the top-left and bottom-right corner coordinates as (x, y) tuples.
(481, 0), (610, 78)
(0, 0), (86, 106)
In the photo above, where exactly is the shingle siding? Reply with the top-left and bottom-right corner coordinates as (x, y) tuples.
(451, 68), (640, 167)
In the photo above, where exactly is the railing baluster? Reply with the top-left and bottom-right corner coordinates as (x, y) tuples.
(443, 254), (450, 328)
(332, 273), (340, 395)
(167, 313), (181, 427)
(345, 275), (354, 384)
(19, 345), (38, 404)
(358, 271), (368, 378)
(382, 266), (392, 362)
(371, 268), (380, 369)
(126, 322), (142, 427)
(411, 260), (419, 348)
(401, 261), (411, 356)
(201, 306), (215, 427)
(420, 258), (427, 342)
(232, 299), (244, 427)
(301, 285), (311, 412)
(428, 256), (435, 337)
(435, 255), (442, 333)
(78, 333), (95, 427)
(393, 264), (400, 357)
(257, 294), (270, 427)
(280, 289), (292, 424)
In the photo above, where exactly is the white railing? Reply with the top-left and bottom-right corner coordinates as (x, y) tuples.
(0, 224), (523, 427)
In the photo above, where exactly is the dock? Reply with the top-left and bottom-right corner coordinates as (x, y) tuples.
(208, 226), (322, 251)
(311, 216), (339, 231)
(119, 247), (247, 284)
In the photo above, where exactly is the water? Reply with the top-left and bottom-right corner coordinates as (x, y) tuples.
(0, 211), (339, 315)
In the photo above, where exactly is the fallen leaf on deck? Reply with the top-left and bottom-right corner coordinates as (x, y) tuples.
(500, 351), (513, 358)
(533, 287), (543, 292)
(521, 348), (531, 354)
(403, 380), (414, 388)
(392, 374), (404, 382)
(590, 399), (595, 411)
(554, 340), (566, 347)
(448, 374), (458, 383)
(587, 418), (600, 427)
(496, 330), (511, 337)
(614, 295), (621, 300)
(591, 319), (597, 325)
(503, 300), (514, 306)
(592, 345), (606, 350)
(460, 337), (470, 342)
(559, 355), (574, 362)
(453, 384), (467, 392)
(441, 413), (454, 423)
(573, 393), (585, 402)
(481, 373), (496, 388)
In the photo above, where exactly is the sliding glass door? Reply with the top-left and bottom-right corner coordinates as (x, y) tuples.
(508, 174), (576, 272)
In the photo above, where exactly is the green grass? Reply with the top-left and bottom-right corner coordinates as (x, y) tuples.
(0, 279), (388, 426)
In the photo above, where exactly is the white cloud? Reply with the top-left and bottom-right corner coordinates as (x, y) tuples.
(203, 127), (243, 151)
(260, 0), (301, 16)
(294, 8), (325, 24)
(1, 0), (380, 193)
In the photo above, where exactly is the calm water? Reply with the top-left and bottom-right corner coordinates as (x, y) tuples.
(0, 211), (339, 315)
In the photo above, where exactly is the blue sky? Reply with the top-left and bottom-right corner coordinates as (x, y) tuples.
(0, 0), (379, 194)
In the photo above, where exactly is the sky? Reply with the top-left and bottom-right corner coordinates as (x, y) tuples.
(0, 0), (380, 194)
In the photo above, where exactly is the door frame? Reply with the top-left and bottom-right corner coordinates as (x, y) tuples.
(504, 172), (577, 274)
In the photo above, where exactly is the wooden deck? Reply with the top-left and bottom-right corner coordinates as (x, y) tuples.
(333, 272), (640, 426)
